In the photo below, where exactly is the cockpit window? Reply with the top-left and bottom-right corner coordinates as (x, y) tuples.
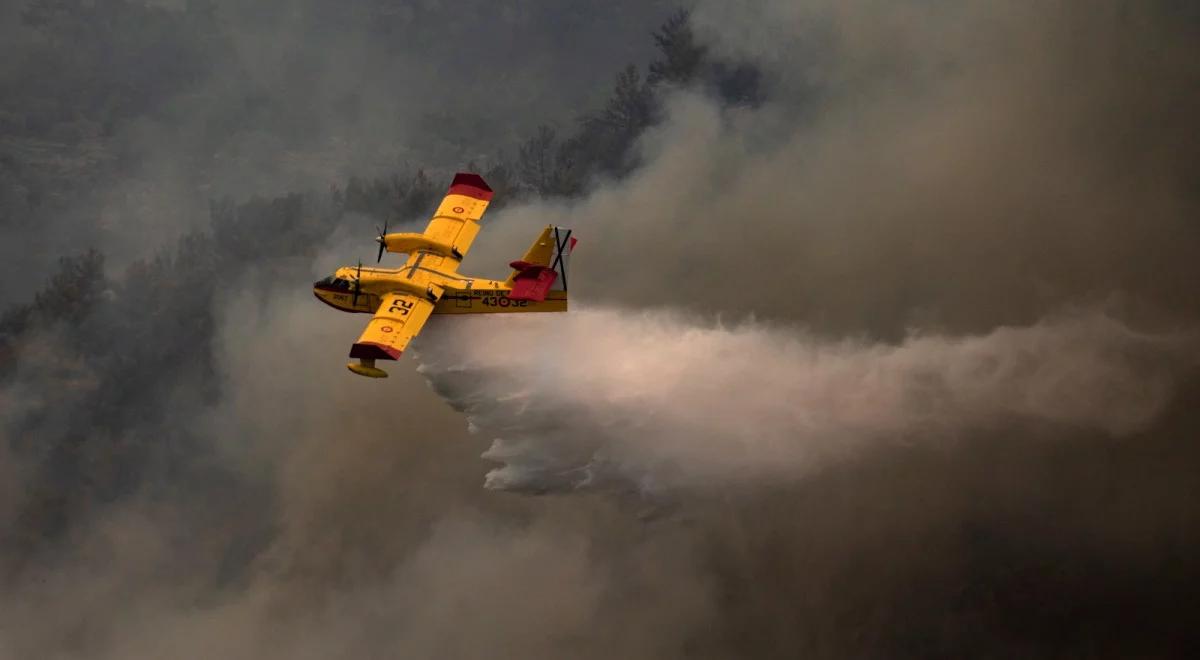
(315, 276), (354, 291)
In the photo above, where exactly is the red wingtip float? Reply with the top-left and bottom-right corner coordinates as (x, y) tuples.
(312, 172), (577, 378)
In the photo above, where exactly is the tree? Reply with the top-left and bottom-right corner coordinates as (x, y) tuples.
(481, 159), (518, 209)
(0, 248), (106, 376)
(648, 9), (705, 87)
(517, 125), (559, 196)
(575, 64), (658, 179)
(395, 169), (437, 222)
(648, 8), (764, 106)
(31, 249), (106, 325)
(595, 64), (657, 137)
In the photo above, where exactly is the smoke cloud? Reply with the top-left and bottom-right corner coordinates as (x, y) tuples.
(3, 0), (1200, 657)
(472, 1), (1200, 339)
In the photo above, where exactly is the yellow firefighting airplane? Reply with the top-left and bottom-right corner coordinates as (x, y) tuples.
(313, 173), (576, 378)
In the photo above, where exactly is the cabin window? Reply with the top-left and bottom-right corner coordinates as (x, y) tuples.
(315, 276), (354, 291)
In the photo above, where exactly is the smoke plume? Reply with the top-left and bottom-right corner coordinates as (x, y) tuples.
(414, 308), (1196, 493)
(3, 0), (1200, 658)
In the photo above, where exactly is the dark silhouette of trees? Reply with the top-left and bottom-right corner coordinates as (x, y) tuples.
(30, 248), (105, 324)
(648, 9), (705, 87)
(584, 64), (659, 176)
(517, 125), (559, 197)
(504, 8), (764, 197)
(647, 9), (763, 106)
(0, 249), (105, 342)
(0, 185), (346, 560)
(0, 4), (769, 561)
(337, 169), (442, 226)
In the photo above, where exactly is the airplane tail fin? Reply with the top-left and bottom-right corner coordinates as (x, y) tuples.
(506, 225), (576, 301)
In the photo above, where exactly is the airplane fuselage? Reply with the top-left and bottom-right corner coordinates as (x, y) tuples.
(313, 264), (567, 316)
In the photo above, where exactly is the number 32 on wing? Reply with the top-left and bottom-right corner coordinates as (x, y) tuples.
(388, 298), (415, 316)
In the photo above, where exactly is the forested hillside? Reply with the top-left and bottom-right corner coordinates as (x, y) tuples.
(0, 0), (760, 588)
(0, 0), (728, 299)
(2, 2), (1198, 658)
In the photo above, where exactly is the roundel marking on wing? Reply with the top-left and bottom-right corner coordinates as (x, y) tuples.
(452, 206), (465, 213)
(381, 326), (394, 333)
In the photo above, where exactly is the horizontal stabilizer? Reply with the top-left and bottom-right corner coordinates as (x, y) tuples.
(508, 262), (559, 302)
(504, 225), (576, 294)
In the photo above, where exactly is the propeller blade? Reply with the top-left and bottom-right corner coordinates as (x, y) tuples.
(375, 219), (389, 263)
(353, 261), (362, 305)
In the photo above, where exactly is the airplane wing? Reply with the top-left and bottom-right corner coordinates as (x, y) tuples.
(408, 173), (494, 273)
(349, 292), (435, 365)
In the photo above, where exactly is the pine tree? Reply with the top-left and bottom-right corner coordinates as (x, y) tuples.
(31, 249), (106, 325)
(595, 64), (656, 136)
(648, 9), (705, 87)
(518, 125), (559, 196)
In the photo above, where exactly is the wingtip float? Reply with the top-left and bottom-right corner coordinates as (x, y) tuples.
(346, 359), (389, 378)
(313, 172), (577, 378)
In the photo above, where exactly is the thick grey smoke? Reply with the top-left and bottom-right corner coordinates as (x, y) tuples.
(3, 0), (1200, 658)
(472, 1), (1200, 338)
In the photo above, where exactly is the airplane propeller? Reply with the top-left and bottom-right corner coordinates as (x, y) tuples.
(375, 220), (389, 263)
(352, 260), (363, 306)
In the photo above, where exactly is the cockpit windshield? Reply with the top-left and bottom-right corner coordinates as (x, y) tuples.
(314, 276), (354, 291)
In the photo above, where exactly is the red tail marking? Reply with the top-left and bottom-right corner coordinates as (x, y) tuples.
(509, 265), (558, 302)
